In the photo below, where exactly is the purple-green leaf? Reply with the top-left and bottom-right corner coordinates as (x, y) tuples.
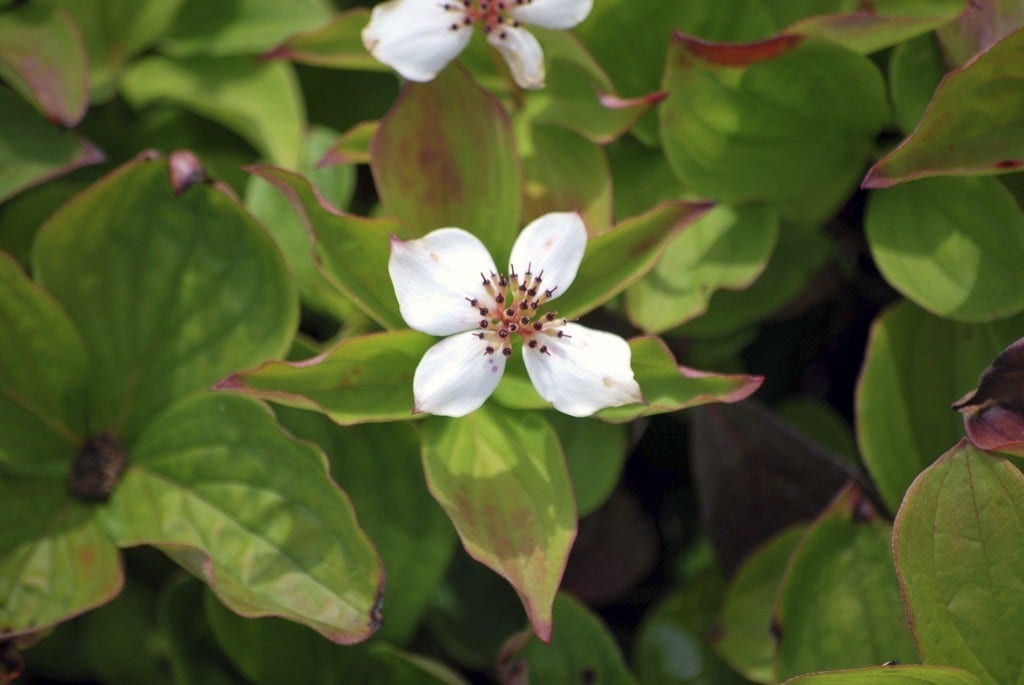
(864, 29), (1024, 187)
(937, 0), (1024, 66)
(371, 64), (521, 258)
(894, 440), (1024, 685)
(954, 336), (1024, 453)
(421, 406), (575, 642)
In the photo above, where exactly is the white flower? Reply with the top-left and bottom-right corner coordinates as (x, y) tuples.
(389, 212), (643, 417)
(362, 0), (593, 90)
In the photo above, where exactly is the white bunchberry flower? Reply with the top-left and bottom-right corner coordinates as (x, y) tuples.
(362, 0), (593, 90)
(389, 212), (643, 417)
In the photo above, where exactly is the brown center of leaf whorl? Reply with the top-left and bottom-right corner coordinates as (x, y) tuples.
(68, 435), (128, 503)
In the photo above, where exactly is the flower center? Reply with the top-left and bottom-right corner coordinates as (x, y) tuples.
(444, 0), (533, 38)
(467, 264), (569, 358)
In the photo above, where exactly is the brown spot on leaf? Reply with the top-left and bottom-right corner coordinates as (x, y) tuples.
(68, 434), (128, 503)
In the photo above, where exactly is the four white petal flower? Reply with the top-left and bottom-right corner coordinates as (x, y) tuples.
(362, 0), (594, 89)
(389, 212), (643, 417)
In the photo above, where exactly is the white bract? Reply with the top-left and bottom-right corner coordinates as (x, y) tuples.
(389, 212), (643, 417)
(362, 0), (594, 89)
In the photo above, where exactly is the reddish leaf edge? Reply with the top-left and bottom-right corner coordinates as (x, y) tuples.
(671, 31), (805, 68)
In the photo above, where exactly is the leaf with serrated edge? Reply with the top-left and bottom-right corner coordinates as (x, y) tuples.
(105, 392), (384, 644)
(421, 406), (575, 642)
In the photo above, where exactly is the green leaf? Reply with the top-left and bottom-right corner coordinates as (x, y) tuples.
(421, 406), (575, 642)
(888, 33), (948, 135)
(597, 337), (762, 422)
(865, 30), (1024, 186)
(245, 165), (405, 329)
(783, 665), (984, 684)
(715, 526), (806, 683)
(785, 0), (967, 55)
(894, 441), (1024, 685)
(0, 253), (88, 477)
(32, 154), (297, 443)
(626, 204), (780, 333)
(0, 475), (123, 638)
(776, 398), (859, 465)
(121, 55), (305, 168)
(262, 8), (383, 71)
(216, 329), (433, 425)
(556, 201), (714, 320)
(0, 89), (104, 204)
(164, 0), (333, 56)
(775, 484), (918, 682)
(607, 136), (685, 222)
(105, 392), (384, 644)
(274, 408), (458, 644)
(0, 3), (88, 126)
(318, 120), (379, 167)
(856, 301), (1024, 512)
(865, 176), (1024, 322)
(78, 577), (165, 685)
(371, 64), (520, 258)
(158, 577), (245, 685)
(500, 593), (637, 684)
(519, 122), (613, 236)
(546, 413), (628, 517)
(660, 34), (888, 223)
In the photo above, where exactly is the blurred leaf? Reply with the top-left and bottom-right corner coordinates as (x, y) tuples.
(371, 64), (520, 258)
(633, 570), (746, 685)
(715, 526), (806, 683)
(937, 0), (1024, 66)
(556, 201), (714, 320)
(626, 204), (780, 334)
(676, 226), (831, 339)
(690, 400), (861, 572)
(775, 398), (859, 465)
(263, 8), (382, 70)
(79, 578), (166, 685)
(275, 409), (457, 644)
(546, 413), (628, 516)
(0, 177), (86, 269)
(121, 55), (305, 168)
(106, 392), (384, 644)
(499, 593), (636, 685)
(0, 3), (88, 126)
(421, 406), (575, 642)
(607, 136), (683, 222)
(0, 475), (122, 638)
(775, 484), (917, 681)
(216, 329), (432, 425)
(33, 153), (297, 444)
(783, 665), (984, 684)
(158, 577), (244, 685)
(0, 89), (104, 204)
(866, 176), (1024, 322)
(785, 0), (966, 54)
(319, 120), (379, 167)
(661, 34), (888, 223)
(245, 164), (404, 328)
(888, 33), (948, 134)
(894, 441), (1024, 685)
(164, 0), (333, 56)
(519, 122), (612, 236)
(0, 253), (87, 478)
(865, 30), (1024, 187)
(856, 301), (1024, 512)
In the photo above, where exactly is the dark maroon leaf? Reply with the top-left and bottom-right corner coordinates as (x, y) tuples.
(953, 335), (1024, 452)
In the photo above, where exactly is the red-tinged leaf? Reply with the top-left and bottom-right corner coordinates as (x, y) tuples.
(371, 64), (521, 258)
(954, 335), (1024, 454)
(0, 3), (88, 126)
(864, 29), (1024, 188)
(421, 406), (576, 643)
(938, 0), (1024, 65)
(245, 165), (405, 329)
(690, 400), (865, 572)
(318, 120), (378, 167)
(676, 33), (805, 66)
(215, 329), (434, 425)
(263, 8), (384, 71)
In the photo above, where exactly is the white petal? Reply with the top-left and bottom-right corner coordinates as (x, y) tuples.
(414, 331), (507, 416)
(389, 228), (499, 336)
(487, 24), (545, 89)
(523, 323), (642, 417)
(507, 211), (586, 301)
(508, 0), (593, 29)
(362, 0), (472, 82)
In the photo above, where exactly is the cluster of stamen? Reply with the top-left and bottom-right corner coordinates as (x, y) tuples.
(442, 0), (534, 39)
(467, 263), (569, 358)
